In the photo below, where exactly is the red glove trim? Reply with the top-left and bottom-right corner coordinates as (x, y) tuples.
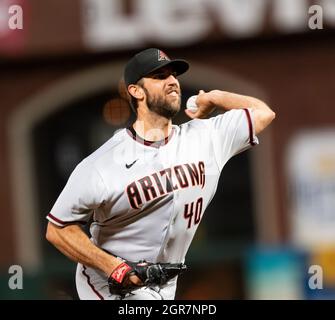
(110, 262), (132, 284)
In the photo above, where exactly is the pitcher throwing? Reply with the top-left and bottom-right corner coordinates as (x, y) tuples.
(46, 48), (275, 300)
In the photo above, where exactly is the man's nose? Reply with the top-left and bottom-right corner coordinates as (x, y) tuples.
(166, 74), (179, 86)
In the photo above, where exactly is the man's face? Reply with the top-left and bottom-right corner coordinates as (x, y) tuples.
(140, 66), (181, 119)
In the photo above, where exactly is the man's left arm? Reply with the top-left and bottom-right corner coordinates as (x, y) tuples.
(185, 90), (276, 135)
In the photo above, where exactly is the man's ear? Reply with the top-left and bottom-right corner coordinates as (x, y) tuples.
(128, 84), (145, 100)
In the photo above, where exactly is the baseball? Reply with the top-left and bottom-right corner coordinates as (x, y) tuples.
(186, 95), (198, 113)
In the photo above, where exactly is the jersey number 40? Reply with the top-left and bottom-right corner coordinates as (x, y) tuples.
(183, 197), (203, 229)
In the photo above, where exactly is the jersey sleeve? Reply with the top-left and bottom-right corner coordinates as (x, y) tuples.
(47, 160), (108, 227)
(207, 108), (259, 170)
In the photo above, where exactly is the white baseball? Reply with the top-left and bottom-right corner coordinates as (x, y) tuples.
(186, 95), (198, 113)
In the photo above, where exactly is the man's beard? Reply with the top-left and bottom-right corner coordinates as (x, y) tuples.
(143, 86), (181, 119)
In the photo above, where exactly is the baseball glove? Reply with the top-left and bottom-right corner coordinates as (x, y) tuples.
(108, 260), (187, 297)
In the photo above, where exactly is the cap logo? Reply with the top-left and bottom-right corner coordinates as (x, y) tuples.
(158, 50), (170, 61)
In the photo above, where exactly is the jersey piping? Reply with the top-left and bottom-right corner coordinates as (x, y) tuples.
(126, 125), (175, 148)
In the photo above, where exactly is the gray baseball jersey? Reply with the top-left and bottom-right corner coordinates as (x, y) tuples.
(47, 108), (258, 299)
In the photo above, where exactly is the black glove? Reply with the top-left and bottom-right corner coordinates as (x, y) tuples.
(108, 260), (187, 297)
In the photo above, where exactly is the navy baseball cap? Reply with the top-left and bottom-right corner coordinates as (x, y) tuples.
(124, 48), (189, 87)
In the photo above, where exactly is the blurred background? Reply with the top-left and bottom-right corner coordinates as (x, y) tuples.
(0, 0), (334, 300)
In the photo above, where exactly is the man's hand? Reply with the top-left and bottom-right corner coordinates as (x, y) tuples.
(108, 260), (187, 297)
(185, 90), (216, 119)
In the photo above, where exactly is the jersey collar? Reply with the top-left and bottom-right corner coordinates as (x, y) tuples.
(126, 125), (175, 148)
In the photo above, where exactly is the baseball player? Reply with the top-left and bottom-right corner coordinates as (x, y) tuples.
(46, 48), (275, 300)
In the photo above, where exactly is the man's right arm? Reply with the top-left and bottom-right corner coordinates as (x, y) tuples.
(186, 90), (275, 135)
(46, 222), (121, 276)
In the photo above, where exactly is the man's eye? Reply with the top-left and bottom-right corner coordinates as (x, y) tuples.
(153, 73), (167, 79)
(151, 71), (177, 80)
